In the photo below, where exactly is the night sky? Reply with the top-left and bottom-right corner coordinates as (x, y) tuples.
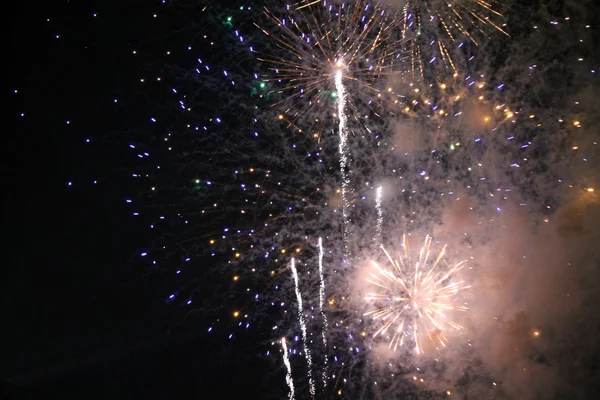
(5, 1), (275, 398)
(4, 0), (599, 399)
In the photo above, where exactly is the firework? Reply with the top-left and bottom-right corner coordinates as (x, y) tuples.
(256, 1), (399, 263)
(290, 257), (316, 396)
(374, 186), (383, 245)
(334, 61), (354, 259)
(317, 237), (329, 386)
(281, 337), (296, 400)
(256, 0), (507, 116)
(396, 0), (509, 76)
(255, 1), (412, 258)
(365, 234), (470, 354)
(257, 2), (406, 95)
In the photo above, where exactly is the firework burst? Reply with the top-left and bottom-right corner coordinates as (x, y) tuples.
(365, 234), (470, 354)
(396, 0), (509, 76)
(255, 0), (409, 128)
(255, 0), (508, 116)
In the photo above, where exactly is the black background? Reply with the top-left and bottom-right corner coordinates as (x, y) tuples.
(4, 1), (276, 398)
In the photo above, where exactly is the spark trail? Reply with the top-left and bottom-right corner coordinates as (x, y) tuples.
(281, 337), (296, 400)
(290, 258), (315, 397)
(374, 186), (383, 246)
(334, 63), (353, 261)
(317, 237), (329, 387)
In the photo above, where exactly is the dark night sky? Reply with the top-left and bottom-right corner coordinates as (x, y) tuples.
(4, 1), (276, 398)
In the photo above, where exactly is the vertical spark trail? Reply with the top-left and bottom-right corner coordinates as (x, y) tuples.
(281, 337), (296, 400)
(290, 258), (315, 397)
(317, 237), (329, 386)
(334, 66), (352, 262)
(374, 186), (383, 246)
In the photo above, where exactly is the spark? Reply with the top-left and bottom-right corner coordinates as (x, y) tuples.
(317, 237), (329, 386)
(375, 186), (383, 245)
(395, 0), (508, 76)
(281, 337), (296, 400)
(291, 258), (315, 397)
(365, 234), (470, 354)
(335, 65), (353, 260)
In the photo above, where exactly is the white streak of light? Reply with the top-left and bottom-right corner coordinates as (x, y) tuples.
(317, 237), (328, 386)
(291, 258), (315, 397)
(375, 186), (383, 246)
(335, 68), (352, 260)
(281, 337), (296, 400)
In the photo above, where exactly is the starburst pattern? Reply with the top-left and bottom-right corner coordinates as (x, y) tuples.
(256, 0), (408, 127)
(365, 234), (470, 354)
